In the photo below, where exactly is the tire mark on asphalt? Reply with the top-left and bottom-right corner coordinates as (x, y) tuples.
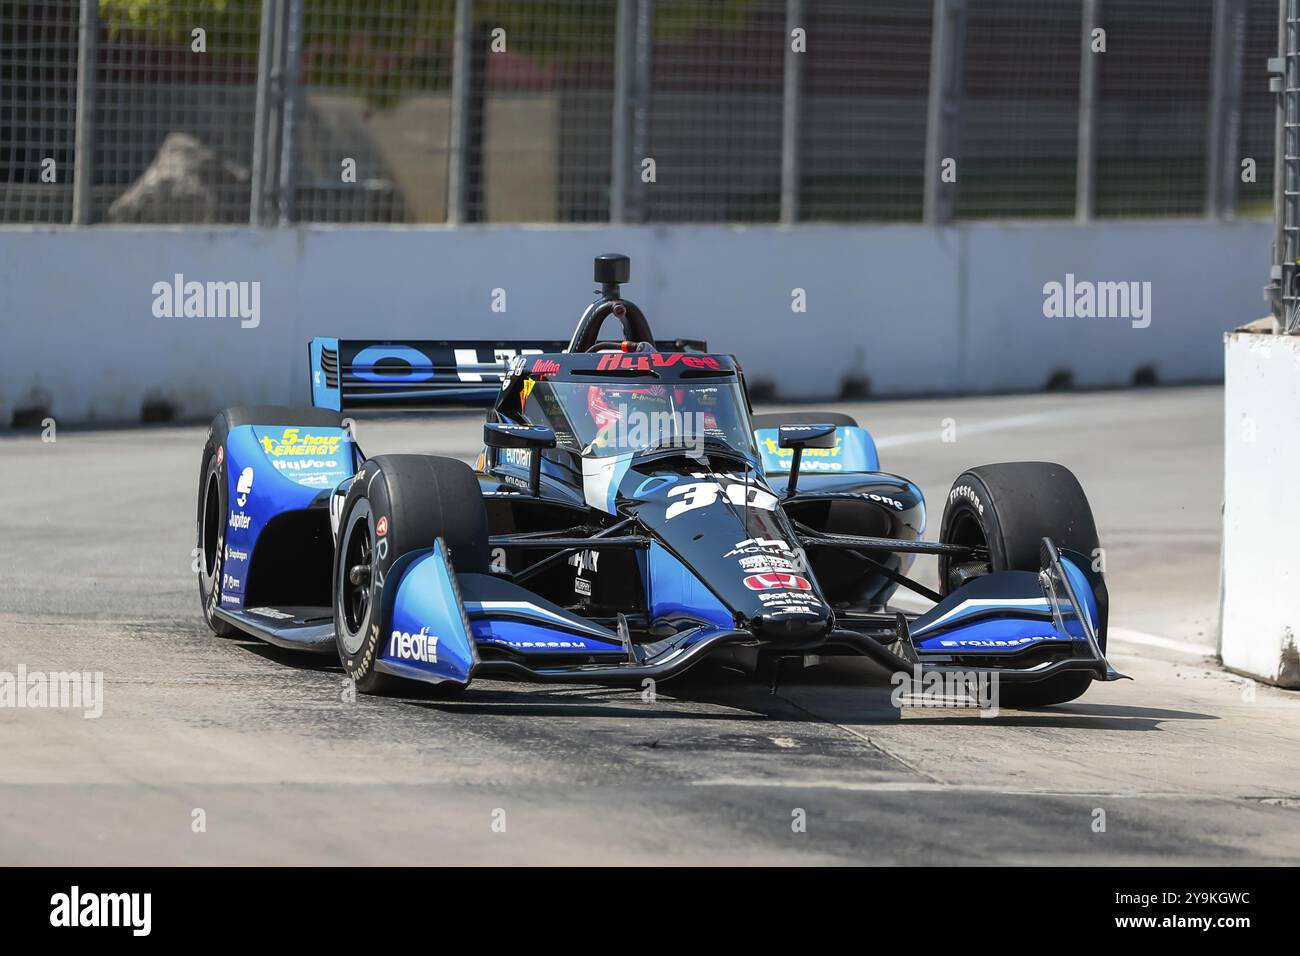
(771, 689), (944, 785)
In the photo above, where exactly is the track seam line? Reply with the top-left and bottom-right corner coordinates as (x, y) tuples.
(771, 691), (945, 785)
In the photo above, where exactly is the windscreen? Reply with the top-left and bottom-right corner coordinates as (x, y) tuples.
(522, 380), (756, 459)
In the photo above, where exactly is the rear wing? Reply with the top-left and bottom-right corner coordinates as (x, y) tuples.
(309, 337), (708, 411)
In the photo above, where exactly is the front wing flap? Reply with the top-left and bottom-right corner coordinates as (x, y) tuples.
(831, 537), (1127, 687)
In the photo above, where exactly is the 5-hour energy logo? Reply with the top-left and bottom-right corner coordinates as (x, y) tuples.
(761, 434), (842, 459)
(260, 428), (343, 457)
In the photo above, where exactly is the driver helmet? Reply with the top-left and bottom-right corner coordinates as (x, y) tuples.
(587, 383), (670, 432)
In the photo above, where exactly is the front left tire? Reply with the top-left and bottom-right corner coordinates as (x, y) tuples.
(333, 454), (489, 694)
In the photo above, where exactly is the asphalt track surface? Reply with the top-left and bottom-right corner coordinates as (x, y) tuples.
(2, 385), (1299, 865)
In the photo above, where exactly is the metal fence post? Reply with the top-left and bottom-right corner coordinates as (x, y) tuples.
(780, 0), (804, 225)
(276, 0), (303, 225)
(1207, 0), (1247, 219)
(923, 0), (967, 225)
(250, 0), (278, 225)
(1076, 0), (1101, 222)
(262, 0), (287, 221)
(611, 0), (635, 224)
(629, 0), (653, 223)
(447, 0), (473, 225)
(1270, 0), (1286, 322)
(1283, 0), (1300, 330)
(71, 0), (98, 225)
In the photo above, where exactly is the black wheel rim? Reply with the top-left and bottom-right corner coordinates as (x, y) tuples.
(339, 511), (373, 653)
(944, 509), (991, 592)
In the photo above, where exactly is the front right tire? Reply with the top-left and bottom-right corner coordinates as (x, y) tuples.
(938, 461), (1107, 707)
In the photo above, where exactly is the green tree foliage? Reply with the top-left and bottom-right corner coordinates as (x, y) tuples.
(97, 0), (759, 106)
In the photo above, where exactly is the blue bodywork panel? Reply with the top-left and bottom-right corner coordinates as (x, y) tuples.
(910, 557), (1100, 654)
(379, 540), (478, 685)
(754, 425), (879, 475)
(469, 618), (624, 655)
(458, 572), (626, 659)
(646, 541), (733, 632)
(219, 423), (354, 612)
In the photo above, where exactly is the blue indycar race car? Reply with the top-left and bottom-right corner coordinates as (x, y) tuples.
(197, 254), (1125, 706)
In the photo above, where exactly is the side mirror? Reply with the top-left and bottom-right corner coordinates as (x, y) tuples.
(778, 424), (837, 498)
(484, 423), (556, 496)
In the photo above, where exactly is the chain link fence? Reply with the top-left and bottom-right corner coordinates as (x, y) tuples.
(293, 1), (455, 224)
(800, 1), (933, 223)
(1, 2), (79, 223)
(957, 0), (1082, 219)
(0, 0), (1285, 228)
(1095, 0), (1214, 217)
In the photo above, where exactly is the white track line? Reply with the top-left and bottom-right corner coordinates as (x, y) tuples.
(873, 409), (1082, 449)
(689, 778), (1208, 798)
(871, 409), (1220, 665)
(1107, 627), (1216, 659)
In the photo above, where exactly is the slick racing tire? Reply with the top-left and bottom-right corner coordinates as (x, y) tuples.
(333, 455), (489, 695)
(751, 411), (859, 429)
(938, 461), (1106, 708)
(198, 405), (344, 637)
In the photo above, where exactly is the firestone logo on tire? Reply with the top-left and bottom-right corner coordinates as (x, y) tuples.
(743, 572), (811, 591)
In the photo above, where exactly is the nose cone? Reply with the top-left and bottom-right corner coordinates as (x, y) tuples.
(621, 463), (836, 643)
(739, 569), (835, 641)
(751, 608), (835, 642)
(647, 495), (835, 639)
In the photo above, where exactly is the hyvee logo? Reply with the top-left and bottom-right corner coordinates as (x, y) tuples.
(151, 273), (261, 329)
(1041, 273), (1151, 329)
(50, 886), (151, 936)
(595, 352), (721, 372)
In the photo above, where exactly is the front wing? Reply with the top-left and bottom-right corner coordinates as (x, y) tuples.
(375, 534), (1126, 692)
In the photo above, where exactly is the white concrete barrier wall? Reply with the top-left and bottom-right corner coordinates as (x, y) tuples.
(1220, 330), (1300, 688)
(0, 219), (1269, 424)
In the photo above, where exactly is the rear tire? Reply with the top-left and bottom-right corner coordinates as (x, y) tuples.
(938, 461), (1106, 708)
(333, 455), (488, 694)
(198, 427), (238, 637)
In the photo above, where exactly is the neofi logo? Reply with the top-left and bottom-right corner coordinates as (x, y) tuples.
(389, 627), (438, 664)
(50, 886), (151, 936)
